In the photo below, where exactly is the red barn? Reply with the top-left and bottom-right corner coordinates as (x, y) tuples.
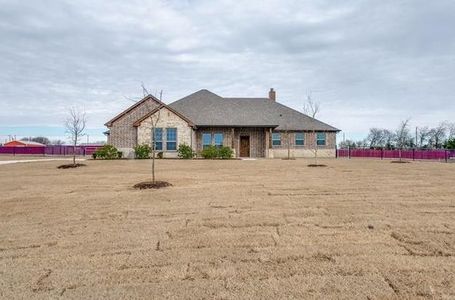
(4, 140), (46, 147)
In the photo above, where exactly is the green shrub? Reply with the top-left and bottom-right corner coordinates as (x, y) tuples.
(178, 144), (195, 159)
(92, 152), (97, 159)
(117, 151), (123, 159)
(201, 145), (218, 159)
(95, 145), (120, 159)
(134, 144), (151, 159)
(157, 152), (164, 159)
(200, 145), (233, 159)
(218, 146), (233, 159)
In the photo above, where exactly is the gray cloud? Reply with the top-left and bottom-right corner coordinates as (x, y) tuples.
(1, 0), (454, 141)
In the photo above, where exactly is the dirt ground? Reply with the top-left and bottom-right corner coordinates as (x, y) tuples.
(0, 158), (454, 299)
(0, 155), (48, 161)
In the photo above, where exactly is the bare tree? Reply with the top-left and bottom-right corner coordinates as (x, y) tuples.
(303, 93), (321, 165)
(21, 136), (51, 145)
(417, 126), (431, 148)
(447, 122), (455, 140)
(51, 139), (65, 145)
(140, 84), (163, 184)
(366, 128), (386, 148)
(148, 103), (161, 184)
(395, 119), (411, 161)
(339, 139), (357, 149)
(382, 129), (396, 149)
(65, 107), (86, 166)
(428, 123), (447, 149)
(302, 92), (320, 118)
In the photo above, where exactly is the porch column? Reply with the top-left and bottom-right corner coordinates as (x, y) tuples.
(266, 128), (273, 158)
(231, 128), (236, 157)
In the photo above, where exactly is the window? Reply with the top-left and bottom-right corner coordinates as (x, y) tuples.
(153, 128), (163, 150)
(166, 128), (177, 150)
(214, 133), (223, 148)
(202, 133), (211, 149)
(272, 132), (281, 146)
(295, 132), (304, 146)
(316, 132), (326, 146)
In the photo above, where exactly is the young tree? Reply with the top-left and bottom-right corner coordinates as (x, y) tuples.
(65, 107), (86, 166)
(303, 93), (321, 165)
(141, 84), (162, 184)
(148, 105), (161, 184)
(395, 119), (411, 161)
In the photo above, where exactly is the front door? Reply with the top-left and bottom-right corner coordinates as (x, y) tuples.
(239, 136), (250, 157)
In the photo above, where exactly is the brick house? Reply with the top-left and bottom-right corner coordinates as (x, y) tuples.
(105, 89), (340, 158)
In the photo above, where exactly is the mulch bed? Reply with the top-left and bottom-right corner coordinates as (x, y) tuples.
(391, 160), (411, 164)
(307, 164), (327, 167)
(57, 163), (86, 169)
(133, 181), (172, 190)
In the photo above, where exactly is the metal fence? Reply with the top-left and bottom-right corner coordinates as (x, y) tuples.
(0, 145), (103, 156)
(337, 148), (455, 162)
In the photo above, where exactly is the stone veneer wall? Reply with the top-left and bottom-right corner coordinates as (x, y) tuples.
(137, 107), (194, 158)
(195, 127), (266, 158)
(268, 131), (337, 158)
(107, 98), (160, 157)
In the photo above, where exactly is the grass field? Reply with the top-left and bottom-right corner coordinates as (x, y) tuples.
(1, 158), (454, 299)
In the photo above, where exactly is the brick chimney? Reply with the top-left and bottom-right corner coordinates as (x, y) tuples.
(268, 88), (276, 101)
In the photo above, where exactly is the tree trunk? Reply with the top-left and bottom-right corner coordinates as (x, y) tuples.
(73, 140), (76, 166)
(314, 130), (318, 165)
(152, 129), (156, 184)
(287, 131), (290, 159)
(152, 150), (155, 184)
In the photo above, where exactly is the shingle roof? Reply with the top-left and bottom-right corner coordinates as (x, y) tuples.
(168, 89), (340, 131)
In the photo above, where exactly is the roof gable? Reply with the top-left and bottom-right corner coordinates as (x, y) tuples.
(104, 94), (162, 127)
(133, 104), (195, 127)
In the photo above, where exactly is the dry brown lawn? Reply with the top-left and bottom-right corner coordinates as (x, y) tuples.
(0, 158), (454, 299)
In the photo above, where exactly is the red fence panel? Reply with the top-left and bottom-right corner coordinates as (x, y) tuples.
(0, 145), (103, 156)
(337, 148), (451, 161)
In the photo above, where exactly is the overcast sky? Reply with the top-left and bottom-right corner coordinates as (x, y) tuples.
(1, 0), (454, 143)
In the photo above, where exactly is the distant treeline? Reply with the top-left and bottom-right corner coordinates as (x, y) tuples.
(20, 136), (64, 145)
(340, 121), (455, 149)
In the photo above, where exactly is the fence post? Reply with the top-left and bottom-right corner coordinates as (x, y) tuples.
(381, 148), (383, 160)
(413, 148), (415, 161)
(348, 146), (351, 159)
(446, 150), (448, 163)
